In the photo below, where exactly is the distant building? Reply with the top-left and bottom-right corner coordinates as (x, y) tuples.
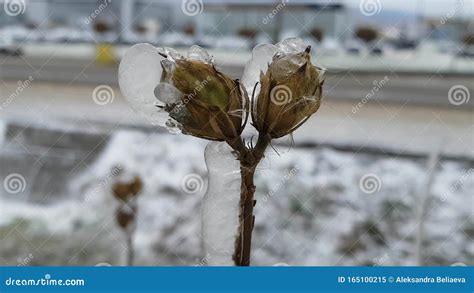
(194, 0), (347, 42)
(424, 18), (473, 42)
(1, 0), (347, 44)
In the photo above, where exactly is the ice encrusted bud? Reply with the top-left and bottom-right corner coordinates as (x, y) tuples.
(252, 44), (323, 139)
(118, 44), (247, 138)
(156, 46), (247, 141)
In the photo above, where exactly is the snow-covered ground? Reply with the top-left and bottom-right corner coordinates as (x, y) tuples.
(0, 129), (472, 266)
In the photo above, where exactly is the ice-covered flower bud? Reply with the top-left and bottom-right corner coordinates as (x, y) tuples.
(157, 48), (247, 141)
(244, 38), (324, 139)
(118, 43), (247, 141)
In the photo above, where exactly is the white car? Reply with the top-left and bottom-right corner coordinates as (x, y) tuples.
(45, 27), (95, 43)
(0, 33), (21, 55)
(0, 25), (43, 43)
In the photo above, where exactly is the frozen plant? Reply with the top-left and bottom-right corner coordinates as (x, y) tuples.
(111, 169), (143, 266)
(118, 38), (324, 266)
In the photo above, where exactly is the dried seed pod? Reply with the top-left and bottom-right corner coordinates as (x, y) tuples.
(116, 208), (134, 229)
(112, 176), (143, 202)
(158, 50), (247, 141)
(252, 45), (323, 139)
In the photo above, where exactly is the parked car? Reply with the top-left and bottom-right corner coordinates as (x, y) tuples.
(46, 27), (95, 43)
(0, 25), (43, 43)
(0, 34), (22, 56)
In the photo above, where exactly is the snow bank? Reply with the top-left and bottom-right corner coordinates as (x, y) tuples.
(0, 131), (471, 266)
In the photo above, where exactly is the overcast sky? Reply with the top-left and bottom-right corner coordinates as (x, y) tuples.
(209, 0), (474, 17)
(344, 0), (474, 17)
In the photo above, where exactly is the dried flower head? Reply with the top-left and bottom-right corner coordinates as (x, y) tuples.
(116, 208), (135, 229)
(112, 176), (143, 202)
(157, 51), (247, 141)
(252, 46), (323, 139)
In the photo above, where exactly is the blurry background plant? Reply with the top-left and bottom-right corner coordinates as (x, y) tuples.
(111, 170), (143, 266)
(94, 19), (116, 65)
(93, 19), (112, 35)
(463, 34), (474, 45)
(354, 26), (382, 55)
(309, 28), (324, 43)
(355, 26), (379, 44)
(119, 37), (323, 266)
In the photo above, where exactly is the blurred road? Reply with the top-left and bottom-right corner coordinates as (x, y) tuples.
(1, 55), (473, 109)
(0, 79), (472, 158)
(1, 45), (473, 159)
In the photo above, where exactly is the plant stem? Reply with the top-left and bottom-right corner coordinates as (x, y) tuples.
(125, 228), (134, 266)
(234, 162), (257, 266)
(229, 134), (269, 266)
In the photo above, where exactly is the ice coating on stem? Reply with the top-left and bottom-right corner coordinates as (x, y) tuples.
(118, 44), (169, 127)
(202, 141), (241, 266)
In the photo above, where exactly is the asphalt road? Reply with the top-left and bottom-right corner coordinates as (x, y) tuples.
(1, 56), (473, 109)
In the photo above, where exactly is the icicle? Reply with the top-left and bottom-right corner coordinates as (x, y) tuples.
(201, 142), (241, 265)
